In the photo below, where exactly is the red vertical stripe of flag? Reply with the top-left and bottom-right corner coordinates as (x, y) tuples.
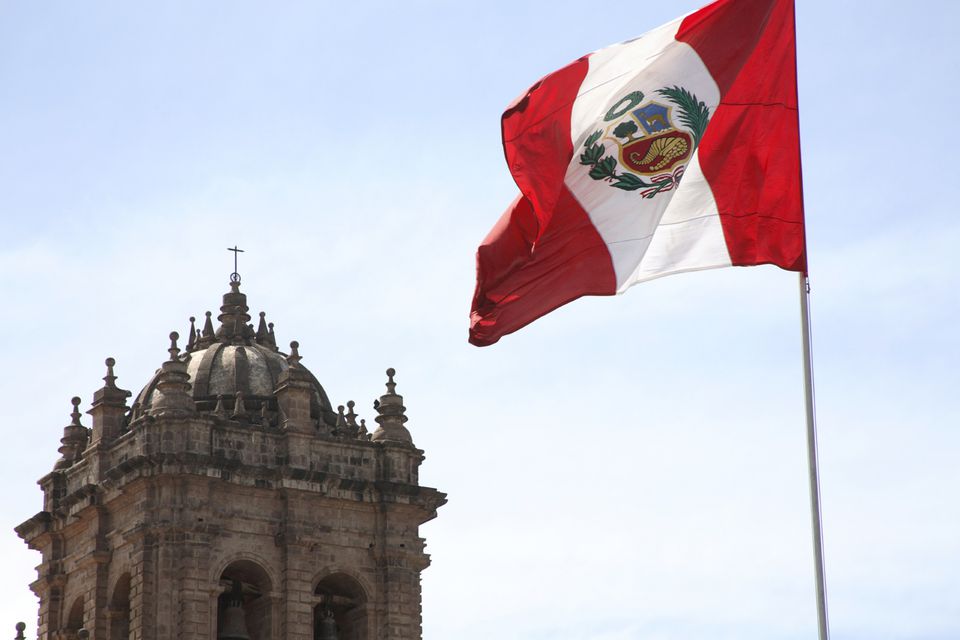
(470, 58), (616, 347)
(677, 0), (806, 272)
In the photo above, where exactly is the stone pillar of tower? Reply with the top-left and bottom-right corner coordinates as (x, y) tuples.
(17, 278), (446, 640)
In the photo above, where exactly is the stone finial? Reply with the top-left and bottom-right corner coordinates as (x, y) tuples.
(358, 418), (369, 440)
(256, 312), (270, 345)
(15, 622), (26, 640)
(343, 400), (361, 438)
(100, 357), (116, 388)
(287, 341), (301, 366)
(213, 394), (227, 418)
(215, 279), (253, 344)
(268, 322), (277, 348)
(89, 357), (132, 444)
(167, 331), (181, 362)
(232, 391), (247, 420)
(260, 402), (271, 426)
(202, 311), (216, 338)
(274, 340), (313, 434)
(99, 357), (129, 398)
(56, 397), (89, 468)
(149, 333), (195, 416)
(186, 317), (197, 351)
(70, 396), (82, 425)
(335, 405), (346, 435)
(371, 367), (412, 444)
(193, 311), (217, 349)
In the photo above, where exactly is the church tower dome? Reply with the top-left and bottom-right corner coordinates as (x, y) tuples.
(16, 271), (445, 640)
(132, 278), (337, 428)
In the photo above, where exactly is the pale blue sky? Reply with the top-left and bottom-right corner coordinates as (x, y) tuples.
(1, 2), (958, 639)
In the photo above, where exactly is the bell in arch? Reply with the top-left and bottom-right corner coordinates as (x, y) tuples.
(316, 608), (338, 640)
(219, 581), (251, 640)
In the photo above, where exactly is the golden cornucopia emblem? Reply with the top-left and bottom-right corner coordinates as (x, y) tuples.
(636, 135), (689, 172)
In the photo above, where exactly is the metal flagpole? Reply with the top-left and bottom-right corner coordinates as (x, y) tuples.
(799, 273), (830, 640)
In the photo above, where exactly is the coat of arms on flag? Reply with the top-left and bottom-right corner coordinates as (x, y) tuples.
(579, 87), (710, 199)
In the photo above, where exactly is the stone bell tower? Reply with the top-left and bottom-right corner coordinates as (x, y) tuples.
(16, 276), (446, 640)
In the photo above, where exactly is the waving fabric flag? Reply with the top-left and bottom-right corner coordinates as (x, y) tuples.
(469, 0), (804, 346)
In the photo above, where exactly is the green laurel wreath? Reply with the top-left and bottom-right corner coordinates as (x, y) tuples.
(579, 86), (711, 197)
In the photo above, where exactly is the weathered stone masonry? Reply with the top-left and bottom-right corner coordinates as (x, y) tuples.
(16, 278), (446, 640)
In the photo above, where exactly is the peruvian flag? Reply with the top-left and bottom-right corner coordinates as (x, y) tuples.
(470, 0), (804, 346)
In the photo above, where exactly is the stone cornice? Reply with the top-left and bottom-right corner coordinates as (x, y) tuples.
(14, 510), (52, 543)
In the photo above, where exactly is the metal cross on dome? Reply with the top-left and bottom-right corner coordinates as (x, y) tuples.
(228, 245), (244, 283)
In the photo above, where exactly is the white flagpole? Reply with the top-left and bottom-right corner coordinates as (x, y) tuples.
(799, 273), (830, 640)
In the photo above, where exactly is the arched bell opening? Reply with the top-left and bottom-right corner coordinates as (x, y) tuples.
(313, 573), (367, 640)
(217, 560), (273, 640)
(108, 573), (131, 640)
(63, 596), (84, 638)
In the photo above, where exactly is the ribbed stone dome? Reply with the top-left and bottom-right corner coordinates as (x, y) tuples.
(132, 279), (335, 426)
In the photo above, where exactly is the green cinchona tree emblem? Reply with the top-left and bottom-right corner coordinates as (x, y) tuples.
(612, 120), (639, 141)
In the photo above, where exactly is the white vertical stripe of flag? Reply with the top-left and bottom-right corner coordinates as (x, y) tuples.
(564, 18), (731, 292)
